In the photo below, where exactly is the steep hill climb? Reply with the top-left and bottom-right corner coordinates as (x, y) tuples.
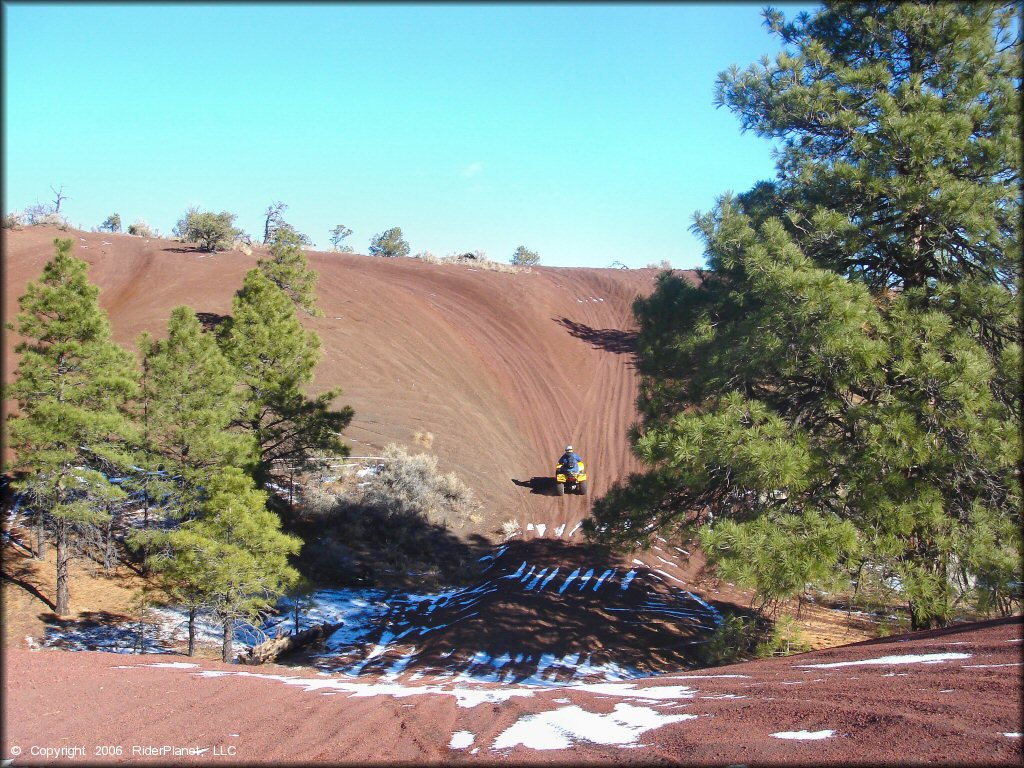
(3, 225), (662, 535)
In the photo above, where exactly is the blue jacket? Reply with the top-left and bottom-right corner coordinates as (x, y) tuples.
(559, 451), (582, 471)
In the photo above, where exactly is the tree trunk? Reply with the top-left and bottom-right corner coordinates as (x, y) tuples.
(103, 519), (114, 572)
(35, 511), (46, 560)
(55, 519), (71, 616)
(188, 606), (197, 657)
(221, 618), (233, 663)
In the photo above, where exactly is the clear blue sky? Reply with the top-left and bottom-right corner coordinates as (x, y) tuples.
(3, 2), (816, 269)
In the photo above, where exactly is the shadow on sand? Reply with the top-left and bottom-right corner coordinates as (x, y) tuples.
(556, 317), (638, 357)
(512, 477), (560, 496)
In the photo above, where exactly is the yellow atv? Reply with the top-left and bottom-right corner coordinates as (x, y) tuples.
(555, 461), (588, 496)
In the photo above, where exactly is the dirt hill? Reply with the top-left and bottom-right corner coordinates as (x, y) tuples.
(3, 225), (667, 536)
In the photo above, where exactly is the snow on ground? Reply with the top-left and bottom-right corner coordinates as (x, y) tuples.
(449, 731), (475, 749)
(771, 729), (836, 740)
(795, 652), (972, 669)
(491, 703), (697, 750)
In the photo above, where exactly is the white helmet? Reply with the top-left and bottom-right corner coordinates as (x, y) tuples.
(565, 444), (573, 452)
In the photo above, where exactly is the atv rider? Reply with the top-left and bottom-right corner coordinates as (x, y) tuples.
(558, 445), (583, 476)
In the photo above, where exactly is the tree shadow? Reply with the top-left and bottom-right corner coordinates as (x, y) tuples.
(309, 538), (733, 680)
(2, 555), (56, 610)
(512, 477), (559, 496)
(287, 496), (492, 591)
(40, 610), (173, 654)
(195, 311), (230, 332)
(555, 317), (638, 357)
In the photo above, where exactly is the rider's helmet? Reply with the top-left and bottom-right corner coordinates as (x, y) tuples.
(565, 445), (573, 453)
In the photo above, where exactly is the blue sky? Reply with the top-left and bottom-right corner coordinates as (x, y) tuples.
(3, 3), (816, 269)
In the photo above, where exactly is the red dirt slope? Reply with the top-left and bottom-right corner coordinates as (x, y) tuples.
(2, 226), (671, 537)
(4, 617), (1020, 764)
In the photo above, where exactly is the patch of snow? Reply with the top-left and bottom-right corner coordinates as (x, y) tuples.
(568, 521), (582, 537)
(576, 568), (595, 590)
(592, 569), (615, 591)
(539, 568), (561, 591)
(559, 568), (581, 594)
(449, 731), (475, 749)
(620, 570), (638, 591)
(797, 652), (971, 669)
(554, 523), (566, 537)
(771, 729), (835, 741)
(1003, 733), (1022, 738)
(491, 703), (696, 750)
(535, 523), (547, 537)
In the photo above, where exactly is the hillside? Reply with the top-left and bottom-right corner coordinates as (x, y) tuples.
(3, 225), (661, 535)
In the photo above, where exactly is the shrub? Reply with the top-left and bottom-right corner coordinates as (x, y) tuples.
(501, 519), (522, 541)
(127, 219), (155, 237)
(360, 444), (481, 530)
(24, 204), (69, 229)
(698, 613), (764, 666)
(2, 212), (22, 229)
(755, 614), (811, 657)
(369, 227), (410, 258)
(511, 245), (539, 266)
(173, 207), (241, 251)
(292, 446), (483, 587)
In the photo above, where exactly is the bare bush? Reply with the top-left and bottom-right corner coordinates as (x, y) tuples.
(441, 251), (522, 274)
(128, 219), (156, 237)
(413, 430), (434, 449)
(360, 444), (481, 530)
(2, 212), (22, 229)
(501, 519), (522, 541)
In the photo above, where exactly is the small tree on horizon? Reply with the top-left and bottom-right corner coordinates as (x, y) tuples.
(511, 245), (539, 266)
(329, 224), (353, 252)
(368, 227), (410, 258)
(99, 214), (122, 233)
(174, 208), (241, 252)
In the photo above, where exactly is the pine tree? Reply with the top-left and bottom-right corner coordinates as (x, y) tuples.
(153, 468), (300, 661)
(219, 270), (353, 480)
(129, 306), (256, 569)
(587, 2), (1021, 630)
(257, 226), (323, 317)
(6, 238), (138, 615)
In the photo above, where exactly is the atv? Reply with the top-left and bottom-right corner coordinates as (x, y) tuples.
(555, 460), (588, 496)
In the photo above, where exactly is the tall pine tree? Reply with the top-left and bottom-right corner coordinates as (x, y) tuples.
(133, 306), (255, 525)
(6, 239), (138, 615)
(587, 2), (1021, 629)
(219, 269), (352, 481)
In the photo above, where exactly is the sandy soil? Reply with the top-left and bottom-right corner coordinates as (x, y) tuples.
(4, 617), (1020, 765)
